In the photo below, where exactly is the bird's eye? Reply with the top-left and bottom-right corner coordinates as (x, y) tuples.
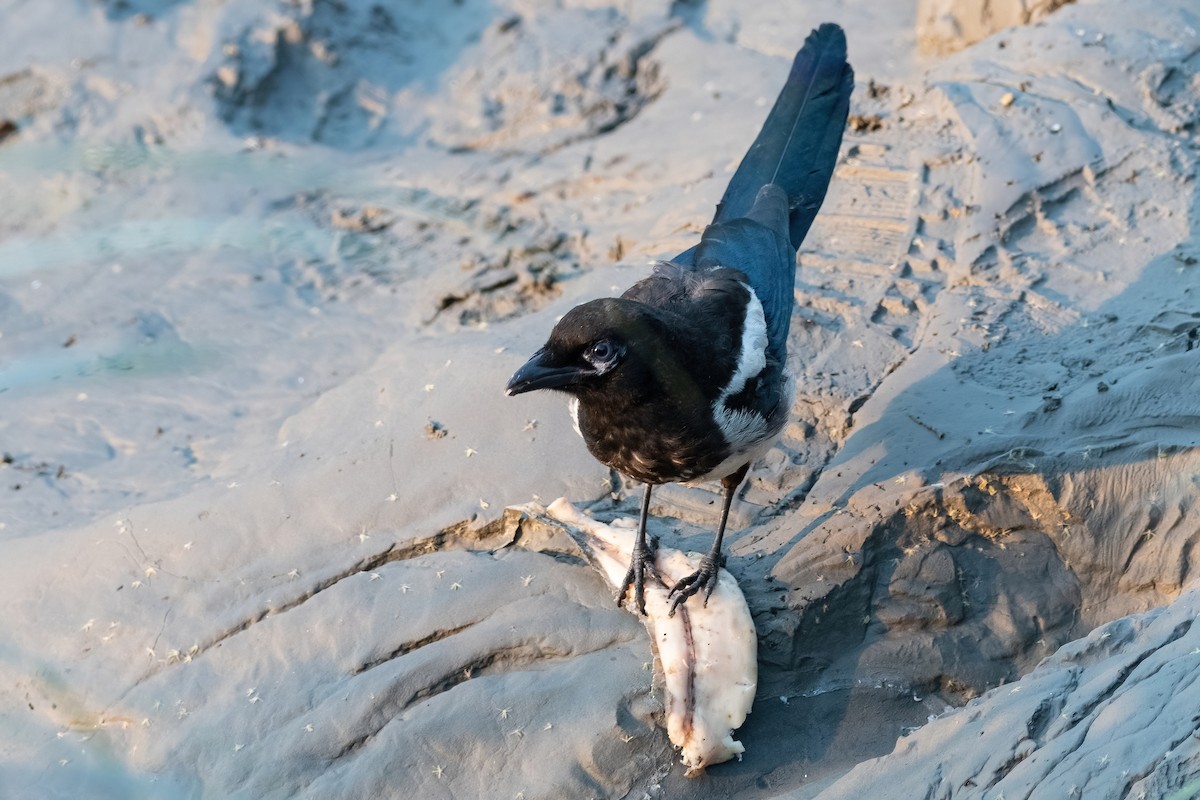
(586, 339), (619, 365)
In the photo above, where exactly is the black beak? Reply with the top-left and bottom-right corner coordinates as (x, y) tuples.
(505, 349), (583, 396)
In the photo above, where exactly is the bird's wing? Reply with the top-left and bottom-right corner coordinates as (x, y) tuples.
(689, 189), (794, 364)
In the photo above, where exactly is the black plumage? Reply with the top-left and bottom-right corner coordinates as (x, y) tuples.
(507, 24), (854, 614)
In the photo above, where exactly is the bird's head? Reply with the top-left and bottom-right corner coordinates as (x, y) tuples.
(506, 298), (654, 399)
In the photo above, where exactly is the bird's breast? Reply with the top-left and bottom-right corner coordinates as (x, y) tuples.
(571, 398), (730, 485)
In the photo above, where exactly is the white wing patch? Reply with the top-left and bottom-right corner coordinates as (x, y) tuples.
(722, 284), (768, 400)
(568, 397), (582, 437)
(700, 368), (792, 484)
(712, 284), (770, 451)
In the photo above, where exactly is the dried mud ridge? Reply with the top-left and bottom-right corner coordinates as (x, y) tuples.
(264, 185), (582, 326)
(133, 515), (516, 686)
(210, 1), (678, 152)
(114, 507), (659, 798)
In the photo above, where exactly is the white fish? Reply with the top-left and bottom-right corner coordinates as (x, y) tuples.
(543, 498), (757, 776)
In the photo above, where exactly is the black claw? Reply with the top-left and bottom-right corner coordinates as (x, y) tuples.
(618, 541), (656, 616)
(667, 553), (723, 616)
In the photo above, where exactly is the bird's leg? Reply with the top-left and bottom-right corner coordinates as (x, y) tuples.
(617, 483), (657, 616)
(668, 463), (749, 616)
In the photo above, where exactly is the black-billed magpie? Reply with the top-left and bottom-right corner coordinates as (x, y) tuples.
(507, 24), (853, 615)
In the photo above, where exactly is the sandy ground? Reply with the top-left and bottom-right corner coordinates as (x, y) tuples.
(1, 0), (1199, 797)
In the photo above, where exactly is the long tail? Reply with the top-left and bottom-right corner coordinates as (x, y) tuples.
(713, 23), (853, 252)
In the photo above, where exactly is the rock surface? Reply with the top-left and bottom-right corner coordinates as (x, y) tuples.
(917, 0), (1076, 55)
(1, 0), (1199, 798)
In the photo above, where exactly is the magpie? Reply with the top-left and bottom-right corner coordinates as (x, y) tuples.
(506, 24), (853, 615)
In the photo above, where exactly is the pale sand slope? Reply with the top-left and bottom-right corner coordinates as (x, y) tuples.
(0, 0), (1198, 798)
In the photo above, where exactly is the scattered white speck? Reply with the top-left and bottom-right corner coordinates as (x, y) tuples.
(852, 340), (864, 348)
(494, 347), (506, 354)
(374, 420), (383, 427)
(690, 111), (703, 122)
(183, 541), (193, 551)
(227, 481), (239, 489)
(424, 384), (435, 393)
(304, 724), (314, 733)
(479, 499), (490, 509)
(131, 580), (142, 589)
(81, 619), (94, 632)
(358, 531), (370, 543)
(76, 392), (88, 401)
(780, 696), (789, 704)
(1049, 122), (1062, 133)
(387, 493), (398, 502)
(543, 723), (553, 730)
(369, 573), (381, 581)
(59, 759), (69, 767)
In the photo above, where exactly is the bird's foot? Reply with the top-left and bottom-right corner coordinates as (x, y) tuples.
(617, 537), (658, 616)
(667, 552), (725, 616)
